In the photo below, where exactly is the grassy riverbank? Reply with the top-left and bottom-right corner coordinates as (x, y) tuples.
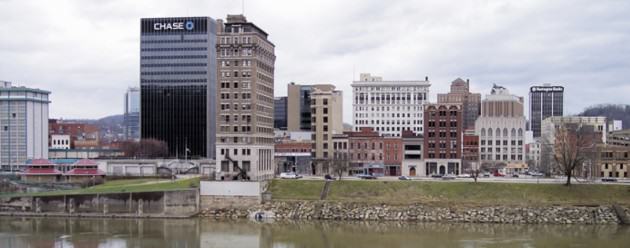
(269, 180), (630, 207)
(3, 177), (200, 197)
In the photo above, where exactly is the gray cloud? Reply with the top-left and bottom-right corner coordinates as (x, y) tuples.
(0, 0), (629, 122)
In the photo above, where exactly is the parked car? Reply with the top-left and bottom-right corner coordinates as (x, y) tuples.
(398, 176), (412, 180)
(356, 174), (377, 179)
(279, 172), (302, 179)
(430, 174), (443, 178)
(457, 174), (471, 178)
(512, 174), (519, 178)
(324, 174), (336, 181)
(601, 177), (618, 182)
(493, 171), (505, 177)
(482, 172), (491, 178)
(442, 174), (456, 180)
(530, 172), (544, 177)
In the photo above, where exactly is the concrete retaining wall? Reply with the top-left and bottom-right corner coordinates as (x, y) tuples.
(0, 190), (199, 217)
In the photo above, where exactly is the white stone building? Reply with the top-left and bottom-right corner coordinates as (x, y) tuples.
(50, 134), (71, 149)
(475, 85), (526, 166)
(352, 73), (430, 137)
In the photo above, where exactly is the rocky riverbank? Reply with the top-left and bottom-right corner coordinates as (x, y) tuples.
(199, 201), (628, 225)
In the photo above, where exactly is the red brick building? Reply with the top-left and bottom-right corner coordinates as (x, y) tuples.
(462, 131), (479, 173)
(348, 127), (384, 176)
(423, 103), (463, 175)
(383, 137), (403, 176)
(49, 119), (100, 149)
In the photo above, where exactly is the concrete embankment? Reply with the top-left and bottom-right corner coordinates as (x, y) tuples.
(0, 189), (199, 218)
(199, 201), (629, 225)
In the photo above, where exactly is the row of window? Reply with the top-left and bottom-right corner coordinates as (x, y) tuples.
(480, 154), (524, 161)
(140, 71), (207, 75)
(141, 55), (208, 60)
(141, 39), (207, 44)
(141, 79), (207, 83)
(141, 47), (208, 51)
(221, 60), (252, 67)
(480, 140), (524, 146)
(141, 63), (207, 67)
(219, 70), (252, 78)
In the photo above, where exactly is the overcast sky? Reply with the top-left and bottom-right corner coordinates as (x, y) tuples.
(1, 0), (629, 122)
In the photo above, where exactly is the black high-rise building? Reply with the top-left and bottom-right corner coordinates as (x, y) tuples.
(274, 97), (287, 130)
(140, 17), (217, 158)
(529, 84), (564, 137)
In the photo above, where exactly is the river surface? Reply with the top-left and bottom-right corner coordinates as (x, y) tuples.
(1, 217), (629, 247)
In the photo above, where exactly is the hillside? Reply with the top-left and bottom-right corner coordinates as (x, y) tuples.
(579, 104), (630, 129)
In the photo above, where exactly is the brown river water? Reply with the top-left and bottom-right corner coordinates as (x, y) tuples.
(0, 217), (629, 247)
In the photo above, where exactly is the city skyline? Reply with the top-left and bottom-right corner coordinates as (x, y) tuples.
(1, 0), (629, 122)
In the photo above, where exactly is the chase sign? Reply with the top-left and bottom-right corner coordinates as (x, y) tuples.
(142, 18), (207, 33)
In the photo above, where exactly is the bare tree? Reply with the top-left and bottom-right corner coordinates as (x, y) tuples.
(553, 123), (596, 186)
(331, 151), (350, 180)
(120, 138), (169, 158)
(470, 161), (480, 183)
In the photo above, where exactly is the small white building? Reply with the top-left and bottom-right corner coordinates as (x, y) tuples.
(50, 134), (71, 149)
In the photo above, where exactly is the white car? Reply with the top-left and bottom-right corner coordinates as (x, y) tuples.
(456, 174), (471, 178)
(279, 172), (302, 179)
(442, 174), (457, 180)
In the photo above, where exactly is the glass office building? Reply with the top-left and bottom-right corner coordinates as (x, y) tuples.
(140, 17), (217, 158)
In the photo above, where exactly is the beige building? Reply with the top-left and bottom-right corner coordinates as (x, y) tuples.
(595, 144), (629, 179)
(310, 85), (343, 174)
(215, 15), (276, 181)
(475, 85), (526, 168)
(437, 78), (481, 130)
(287, 83), (334, 132)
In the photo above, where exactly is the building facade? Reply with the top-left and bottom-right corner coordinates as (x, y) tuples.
(423, 103), (463, 176)
(274, 96), (287, 130)
(0, 81), (50, 170)
(140, 16), (217, 158)
(401, 130), (423, 177)
(437, 78), (481, 130)
(49, 119), (100, 149)
(352, 73), (430, 137)
(124, 87), (140, 141)
(310, 85), (343, 175)
(383, 136), (403, 176)
(274, 141), (312, 175)
(540, 116), (607, 175)
(595, 144), (630, 179)
(286, 83), (338, 132)
(348, 127), (384, 176)
(462, 130), (479, 173)
(475, 85), (526, 168)
(215, 15), (276, 181)
(529, 84), (564, 138)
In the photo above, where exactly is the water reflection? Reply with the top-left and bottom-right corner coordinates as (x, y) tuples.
(0, 217), (629, 248)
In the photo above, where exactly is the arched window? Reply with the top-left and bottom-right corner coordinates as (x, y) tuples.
(488, 128), (493, 137)
(511, 128), (516, 137)
(481, 128), (486, 137)
(496, 128), (501, 137)
(503, 128), (508, 137)
(518, 128), (523, 137)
